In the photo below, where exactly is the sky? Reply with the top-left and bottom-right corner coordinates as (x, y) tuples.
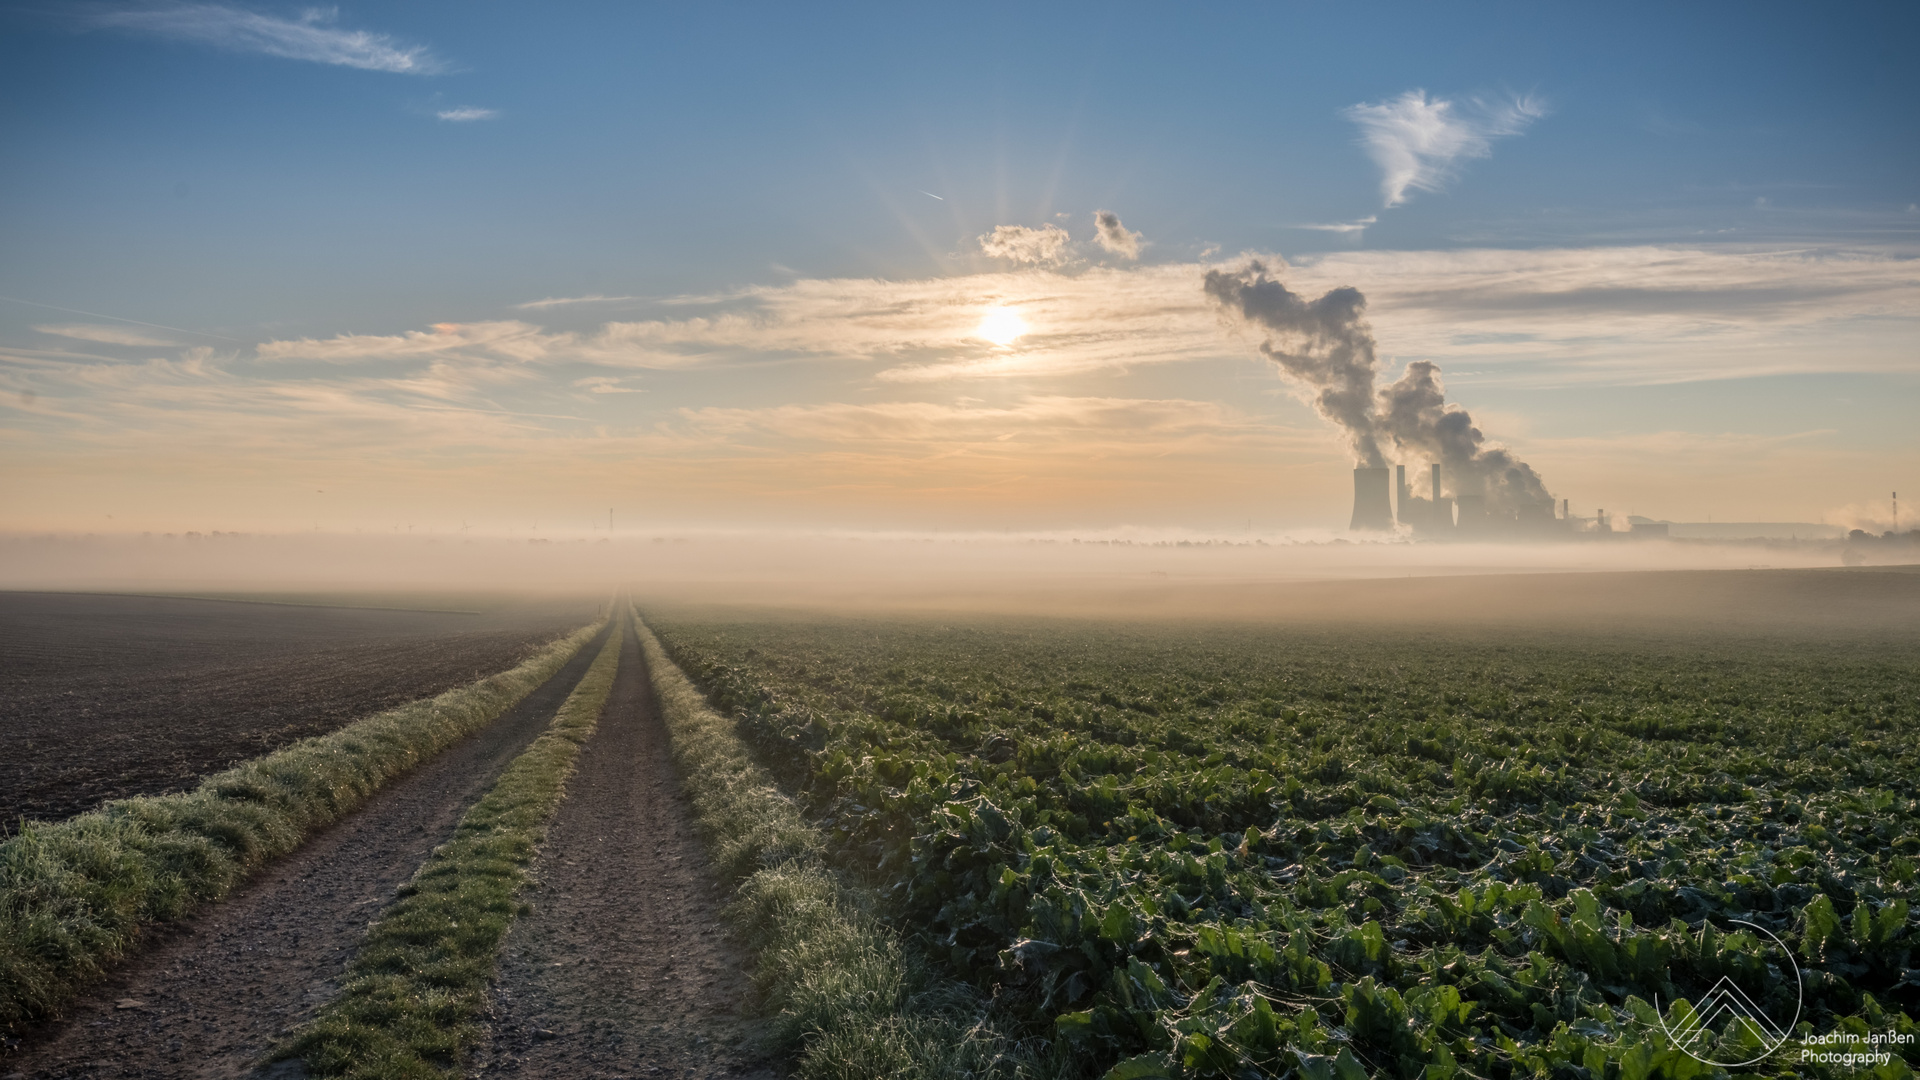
(2, 1), (1916, 537)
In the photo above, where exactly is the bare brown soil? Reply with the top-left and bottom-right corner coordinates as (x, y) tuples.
(0, 591), (593, 823)
(472, 621), (781, 1080)
(0, 623), (613, 1080)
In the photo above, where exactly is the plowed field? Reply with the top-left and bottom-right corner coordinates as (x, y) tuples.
(0, 591), (595, 823)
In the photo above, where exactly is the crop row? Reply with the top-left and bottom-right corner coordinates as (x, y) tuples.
(650, 615), (1918, 1079)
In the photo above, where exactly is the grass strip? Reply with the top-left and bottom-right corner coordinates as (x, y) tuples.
(0, 614), (608, 1035)
(281, 615), (625, 1078)
(633, 606), (1046, 1080)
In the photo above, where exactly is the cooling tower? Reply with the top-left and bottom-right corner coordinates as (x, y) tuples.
(1350, 467), (1394, 531)
(1454, 494), (1487, 533)
(1426, 463), (1453, 532)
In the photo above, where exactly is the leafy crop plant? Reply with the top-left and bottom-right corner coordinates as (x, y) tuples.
(648, 613), (1917, 1080)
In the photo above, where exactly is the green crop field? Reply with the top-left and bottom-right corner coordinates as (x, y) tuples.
(649, 611), (1919, 1080)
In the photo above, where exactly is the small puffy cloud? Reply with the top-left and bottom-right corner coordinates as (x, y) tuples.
(979, 224), (1070, 265)
(1343, 90), (1545, 207)
(88, 4), (444, 74)
(1092, 210), (1142, 259)
(437, 107), (498, 122)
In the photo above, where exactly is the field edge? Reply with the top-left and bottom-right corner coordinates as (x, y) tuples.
(0, 609), (610, 1036)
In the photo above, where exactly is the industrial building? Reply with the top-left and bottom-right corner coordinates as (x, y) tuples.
(1351, 463), (1574, 539)
(1349, 464), (1854, 542)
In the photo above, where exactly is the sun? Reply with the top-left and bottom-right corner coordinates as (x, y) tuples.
(974, 306), (1029, 347)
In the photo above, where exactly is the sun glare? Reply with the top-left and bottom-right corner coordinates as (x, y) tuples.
(974, 306), (1029, 347)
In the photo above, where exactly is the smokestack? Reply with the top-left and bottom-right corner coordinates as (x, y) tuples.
(1350, 467), (1394, 531)
(1395, 464), (1409, 524)
(1426, 462), (1453, 532)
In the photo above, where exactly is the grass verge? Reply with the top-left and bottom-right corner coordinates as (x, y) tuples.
(633, 606), (1044, 1080)
(280, 615), (625, 1078)
(0, 614), (608, 1036)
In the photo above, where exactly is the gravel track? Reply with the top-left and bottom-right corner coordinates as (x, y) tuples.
(0, 591), (592, 823)
(473, 619), (781, 1080)
(0, 623), (613, 1080)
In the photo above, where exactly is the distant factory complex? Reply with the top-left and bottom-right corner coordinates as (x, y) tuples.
(1346, 465), (1852, 541)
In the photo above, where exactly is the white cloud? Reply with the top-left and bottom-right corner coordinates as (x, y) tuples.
(673, 395), (1271, 451)
(1343, 90), (1545, 207)
(979, 224), (1070, 265)
(1295, 217), (1377, 234)
(255, 320), (697, 369)
(34, 323), (176, 347)
(89, 4), (443, 74)
(573, 376), (645, 395)
(436, 107), (498, 122)
(244, 246), (1920, 388)
(1092, 210), (1142, 259)
(514, 294), (641, 310)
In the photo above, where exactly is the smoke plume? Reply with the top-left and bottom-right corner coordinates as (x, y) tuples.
(1203, 261), (1386, 466)
(1205, 261), (1554, 514)
(1377, 360), (1552, 511)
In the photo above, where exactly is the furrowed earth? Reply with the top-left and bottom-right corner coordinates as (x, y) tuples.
(0, 592), (592, 823)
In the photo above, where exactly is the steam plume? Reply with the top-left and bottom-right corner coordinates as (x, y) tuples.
(1202, 261), (1386, 467)
(1377, 361), (1552, 511)
(1205, 261), (1554, 514)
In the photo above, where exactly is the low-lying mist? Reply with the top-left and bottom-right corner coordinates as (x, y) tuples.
(4, 530), (1914, 641)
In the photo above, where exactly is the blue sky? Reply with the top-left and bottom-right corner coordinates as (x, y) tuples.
(2, 2), (1916, 534)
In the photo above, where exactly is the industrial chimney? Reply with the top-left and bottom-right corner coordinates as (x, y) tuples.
(1428, 463), (1453, 532)
(1350, 467), (1394, 531)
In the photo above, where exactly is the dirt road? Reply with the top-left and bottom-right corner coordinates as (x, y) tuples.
(472, 619), (780, 1080)
(0, 623), (613, 1080)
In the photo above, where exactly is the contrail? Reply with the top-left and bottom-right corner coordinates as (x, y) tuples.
(917, 190), (944, 201)
(0, 294), (246, 343)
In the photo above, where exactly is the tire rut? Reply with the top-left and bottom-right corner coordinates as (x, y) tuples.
(473, 619), (782, 1080)
(0, 623), (614, 1080)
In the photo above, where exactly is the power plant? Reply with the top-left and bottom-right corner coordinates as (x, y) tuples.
(1349, 467), (1394, 531)
(1354, 463), (1583, 539)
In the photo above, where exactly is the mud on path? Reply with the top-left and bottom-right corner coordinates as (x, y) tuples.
(473, 621), (781, 1080)
(0, 623), (614, 1080)
(1, 591), (594, 823)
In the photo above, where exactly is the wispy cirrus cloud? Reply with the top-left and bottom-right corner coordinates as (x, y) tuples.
(1294, 216), (1377, 235)
(87, 4), (444, 74)
(34, 323), (177, 347)
(513, 294), (643, 310)
(8, 245), (1917, 530)
(436, 106), (497, 122)
(245, 246), (1920, 387)
(253, 319), (700, 369)
(1344, 90), (1545, 206)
